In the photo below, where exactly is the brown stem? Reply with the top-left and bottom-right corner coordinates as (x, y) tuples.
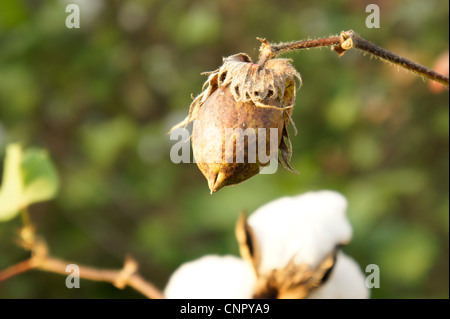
(259, 30), (449, 87)
(270, 36), (341, 55)
(42, 255), (164, 299)
(349, 31), (449, 86)
(0, 259), (36, 281)
(0, 233), (165, 299)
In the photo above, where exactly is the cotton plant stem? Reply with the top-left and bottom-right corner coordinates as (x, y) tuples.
(0, 259), (35, 281)
(0, 254), (164, 299)
(0, 231), (165, 299)
(269, 36), (341, 54)
(349, 31), (449, 86)
(259, 30), (449, 87)
(20, 207), (31, 228)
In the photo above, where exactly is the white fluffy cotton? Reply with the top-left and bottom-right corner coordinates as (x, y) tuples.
(164, 255), (256, 299)
(165, 190), (369, 299)
(247, 190), (353, 274)
(307, 252), (370, 299)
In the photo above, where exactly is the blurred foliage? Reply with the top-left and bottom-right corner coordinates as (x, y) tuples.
(0, 0), (448, 298)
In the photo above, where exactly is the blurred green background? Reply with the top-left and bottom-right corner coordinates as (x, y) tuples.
(0, 0), (448, 298)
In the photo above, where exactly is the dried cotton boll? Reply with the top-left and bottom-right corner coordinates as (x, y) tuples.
(235, 190), (362, 298)
(171, 53), (301, 193)
(164, 255), (256, 299)
(192, 86), (287, 192)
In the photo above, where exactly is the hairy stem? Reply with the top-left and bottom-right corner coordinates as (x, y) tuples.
(258, 30), (449, 87)
(270, 36), (341, 55)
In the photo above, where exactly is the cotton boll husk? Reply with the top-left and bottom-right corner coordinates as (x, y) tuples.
(307, 252), (370, 299)
(170, 53), (301, 193)
(192, 86), (286, 193)
(247, 190), (353, 274)
(164, 255), (256, 299)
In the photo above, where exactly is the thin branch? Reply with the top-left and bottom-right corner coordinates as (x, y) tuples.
(269, 36), (341, 55)
(0, 254), (164, 299)
(258, 30), (449, 87)
(348, 31), (449, 86)
(0, 229), (165, 299)
(41, 255), (165, 299)
(0, 259), (36, 281)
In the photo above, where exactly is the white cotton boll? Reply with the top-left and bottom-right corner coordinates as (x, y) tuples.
(247, 190), (353, 274)
(164, 255), (256, 299)
(307, 252), (370, 299)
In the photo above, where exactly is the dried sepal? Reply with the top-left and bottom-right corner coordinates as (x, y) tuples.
(236, 212), (338, 299)
(278, 124), (297, 173)
(217, 55), (301, 109)
(253, 250), (337, 299)
(235, 212), (261, 275)
(171, 53), (301, 131)
(333, 30), (354, 57)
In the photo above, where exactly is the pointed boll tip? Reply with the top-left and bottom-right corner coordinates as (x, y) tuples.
(207, 171), (227, 194)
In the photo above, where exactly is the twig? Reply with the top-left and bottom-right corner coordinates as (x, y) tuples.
(0, 254), (164, 299)
(20, 207), (31, 228)
(0, 259), (35, 281)
(258, 30), (449, 87)
(0, 229), (165, 299)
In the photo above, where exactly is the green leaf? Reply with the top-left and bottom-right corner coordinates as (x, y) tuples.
(21, 148), (59, 206)
(0, 144), (59, 222)
(0, 144), (24, 221)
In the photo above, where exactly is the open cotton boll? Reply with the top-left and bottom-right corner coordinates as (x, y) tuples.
(164, 255), (256, 299)
(247, 190), (353, 274)
(307, 252), (370, 299)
